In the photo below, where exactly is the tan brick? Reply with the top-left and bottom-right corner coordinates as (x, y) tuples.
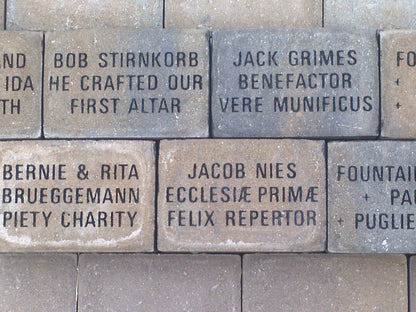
(0, 31), (42, 138)
(244, 254), (407, 312)
(78, 254), (241, 312)
(158, 139), (326, 252)
(165, 0), (321, 29)
(44, 29), (209, 138)
(381, 30), (416, 138)
(7, 0), (162, 30)
(0, 254), (77, 312)
(0, 140), (155, 252)
(325, 0), (416, 30)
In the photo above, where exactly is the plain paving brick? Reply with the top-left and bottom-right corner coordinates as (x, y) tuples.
(165, 0), (321, 29)
(381, 30), (416, 138)
(410, 256), (416, 312)
(78, 254), (241, 312)
(0, 31), (42, 138)
(328, 141), (416, 253)
(325, 0), (416, 30)
(243, 254), (407, 312)
(7, 0), (162, 30)
(0, 140), (155, 252)
(44, 28), (209, 138)
(212, 29), (378, 138)
(158, 139), (326, 252)
(0, 254), (77, 312)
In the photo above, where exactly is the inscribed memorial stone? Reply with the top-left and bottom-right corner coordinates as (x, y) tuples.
(158, 139), (326, 252)
(329, 141), (416, 253)
(381, 30), (416, 138)
(212, 29), (378, 138)
(0, 140), (155, 252)
(243, 254), (407, 312)
(44, 28), (209, 138)
(0, 31), (42, 138)
(165, 0), (321, 29)
(7, 0), (162, 30)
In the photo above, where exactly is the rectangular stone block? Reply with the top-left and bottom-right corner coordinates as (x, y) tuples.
(78, 254), (241, 312)
(165, 0), (321, 29)
(0, 31), (42, 138)
(325, 0), (416, 30)
(243, 254), (407, 312)
(44, 29), (209, 138)
(158, 139), (326, 252)
(212, 29), (378, 138)
(328, 141), (416, 253)
(0, 140), (155, 252)
(0, 254), (77, 312)
(381, 30), (416, 138)
(7, 0), (162, 30)
(410, 256), (416, 312)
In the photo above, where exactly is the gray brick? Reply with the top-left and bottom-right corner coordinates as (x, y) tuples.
(7, 0), (162, 30)
(78, 254), (241, 312)
(0, 254), (77, 312)
(329, 141), (416, 253)
(243, 254), (407, 312)
(212, 29), (378, 138)
(165, 0), (321, 29)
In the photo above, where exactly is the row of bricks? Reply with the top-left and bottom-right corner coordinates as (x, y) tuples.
(3, 0), (416, 31)
(0, 139), (414, 254)
(0, 253), (410, 312)
(0, 28), (415, 138)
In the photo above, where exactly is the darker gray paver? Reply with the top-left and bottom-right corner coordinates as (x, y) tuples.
(243, 254), (407, 312)
(78, 254), (241, 312)
(329, 141), (416, 253)
(0, 254), (77, 312)
(212, 29), (378, 138)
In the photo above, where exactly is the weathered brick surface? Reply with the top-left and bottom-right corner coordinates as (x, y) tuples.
(0, 31), (42, 138)
(244, 254), (407, 312)
(158, 139), (326, 252)
(381, 30), (416, 138)
(329, 141), (416, 253)
(325, 0), (416, 30)
(0, 140), (155, 252)
(165, 0), (321, 29)
(7, 0), (162, 30)
(78, 254), (241, 312)
(212, 29), (378, 138)
(44, 28), (209, 138)
(0, 254), (77, 312)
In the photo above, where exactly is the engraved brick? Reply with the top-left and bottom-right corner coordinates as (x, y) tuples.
(165, 0), (321, 29)
(158, 139), (326, 252)
(0, 0), (4, 30)
(78, 254), (241, 312)
(325, 0), (416, 30)
(243, 254), (407, 312)
(44, 29), (209, 138)
(212, 29), (378, 138)
(328, 141), (416, 253)
(381, 30), (416, 138)
(7, 0), (162, 30)
(0, 31), (42, 138)
(0, 254), (77, 311)
(0, 140), (155, 252)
